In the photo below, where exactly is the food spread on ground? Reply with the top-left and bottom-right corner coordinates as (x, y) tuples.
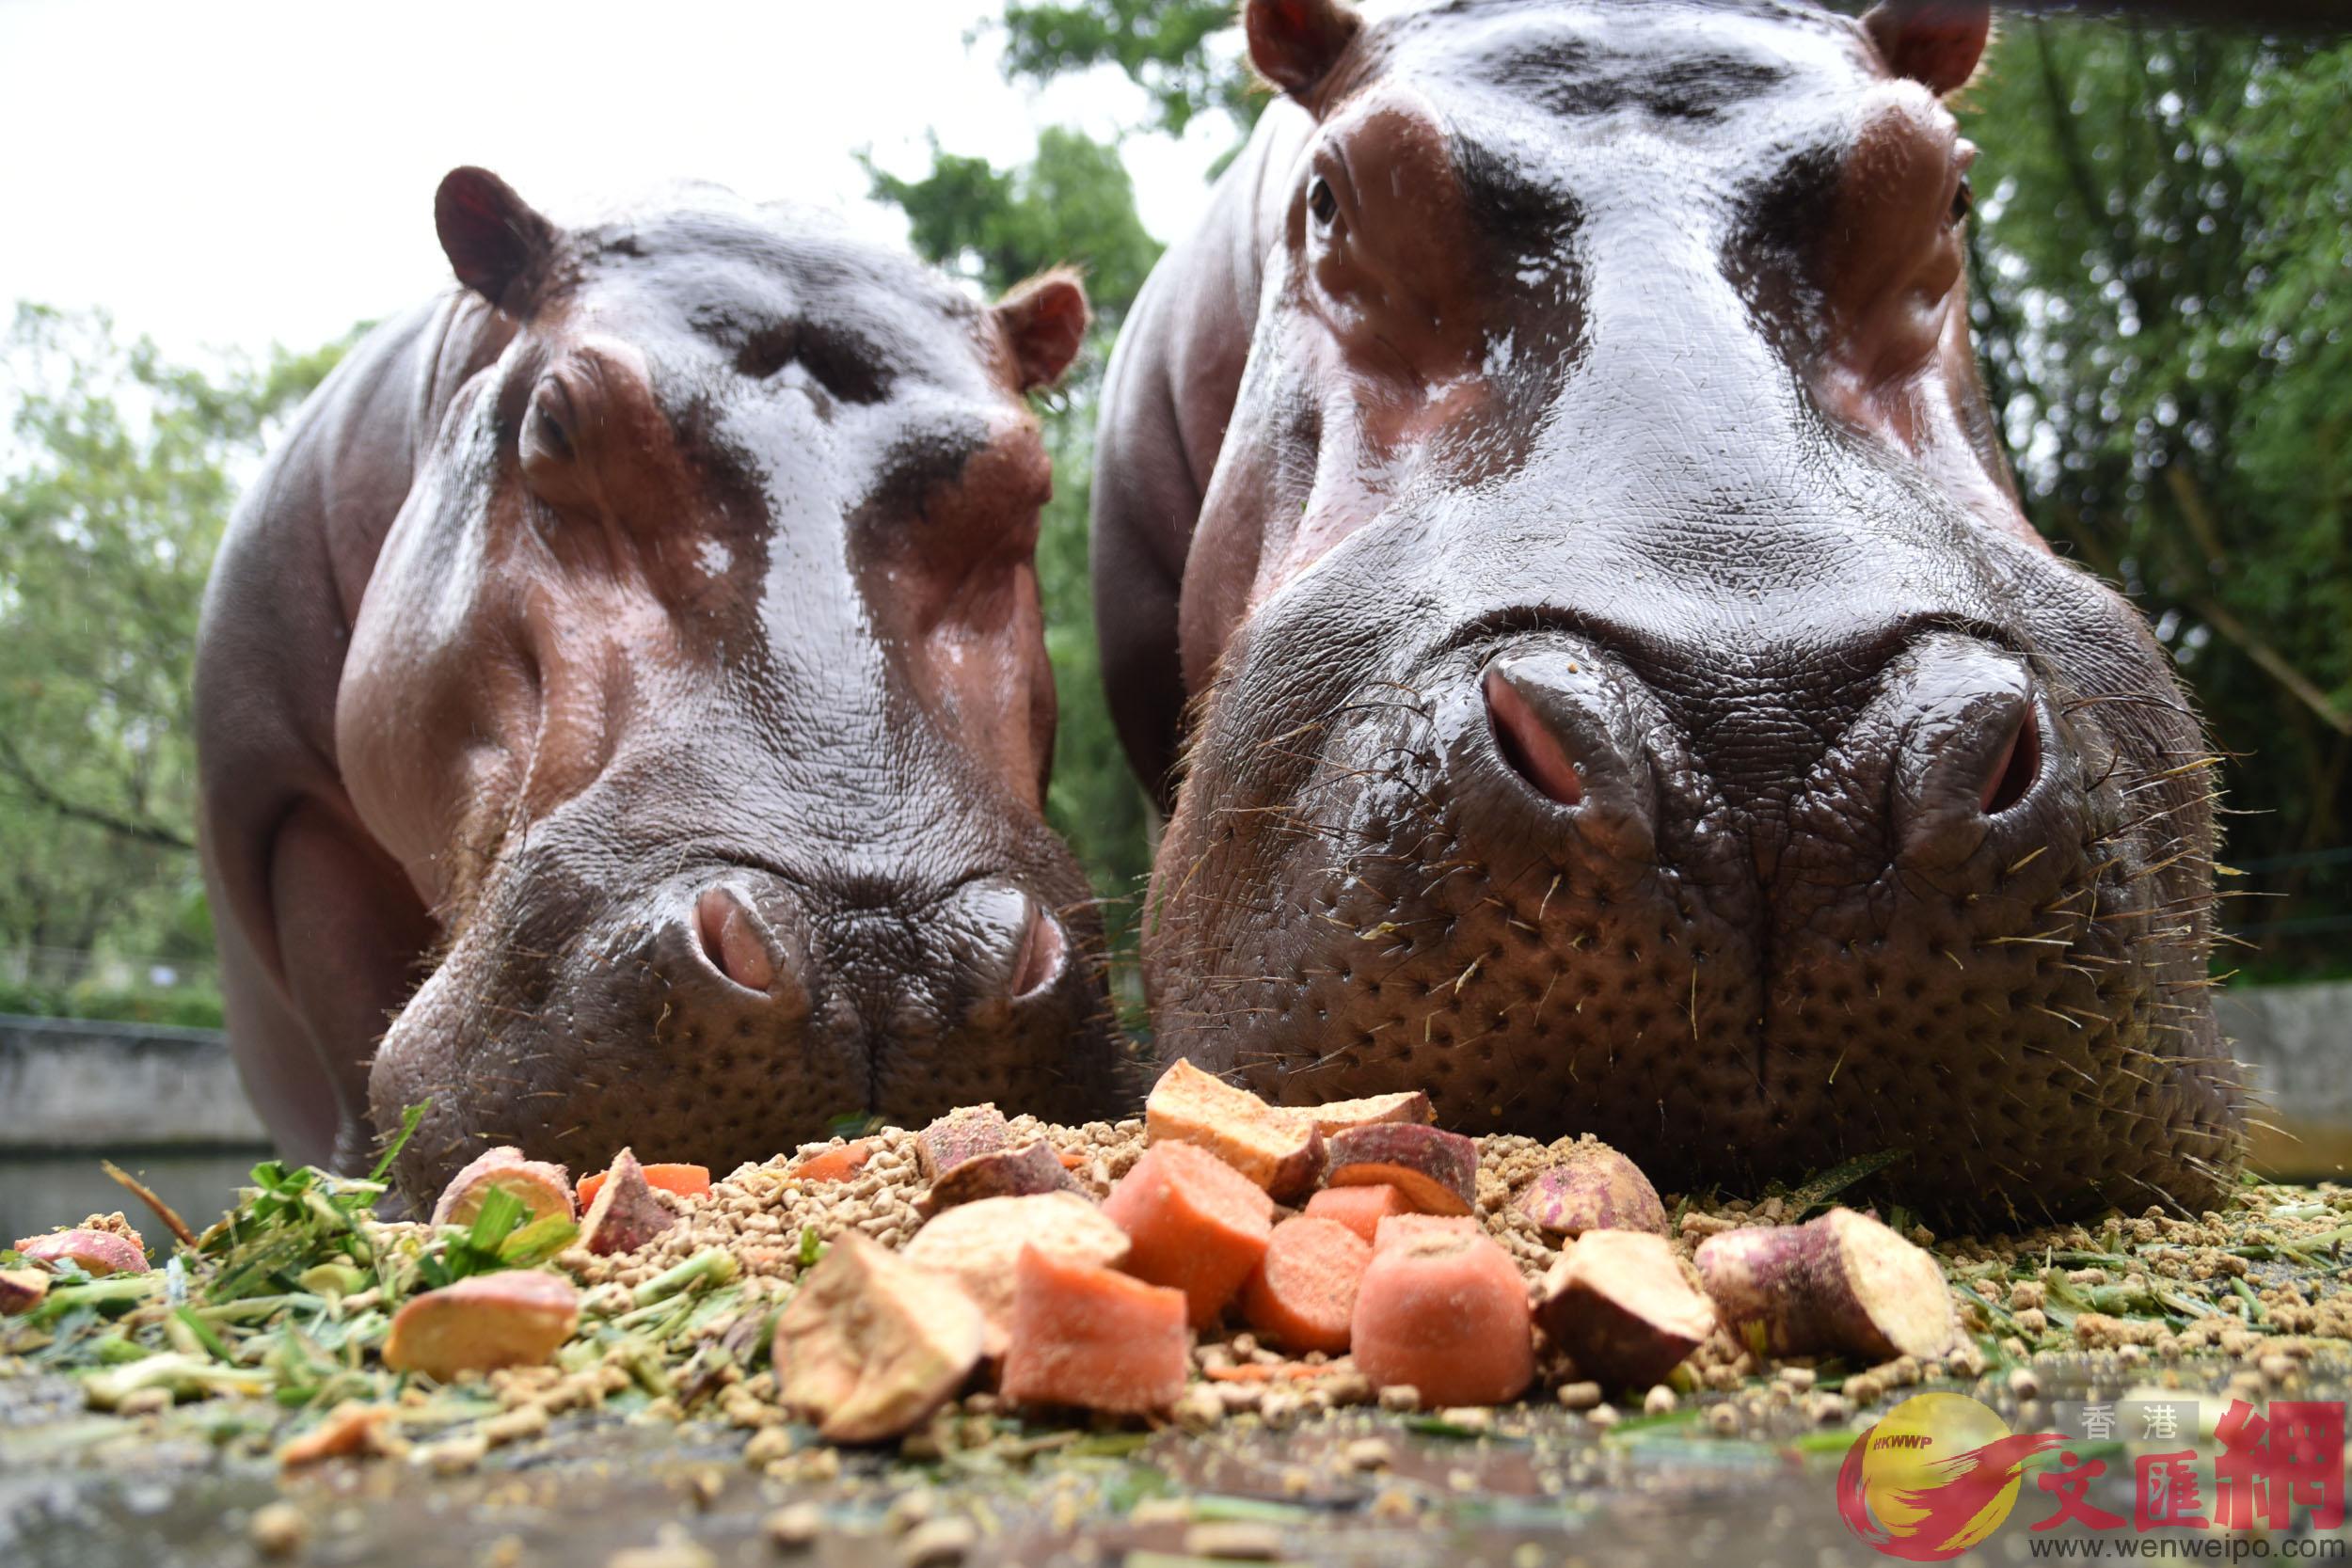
(6, 1069), (2350, 1561)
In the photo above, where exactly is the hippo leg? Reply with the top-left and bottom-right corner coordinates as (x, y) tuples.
(219, 800), (431, 1174)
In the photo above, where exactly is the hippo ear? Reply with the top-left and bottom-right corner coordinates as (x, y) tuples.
(992, 269), (1090, 392)
(1246, 0), (1361, 102)
(434, 166), (559, 313)
(1862, 0), (1992, 97)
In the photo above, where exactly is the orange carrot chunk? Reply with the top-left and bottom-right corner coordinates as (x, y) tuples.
(1000, 1244), (1190, 1415)
(784, 1142), (873, 1185)
(1350, 1228), (1535, 1407)
(1100, 1141), (1273, 1328)
(1302, 1184), (1416, 1246)
(576, 1162), (713, 1208)
(1370, 1213), (1480, 1251)
(1241, 1216), (1370, 1354)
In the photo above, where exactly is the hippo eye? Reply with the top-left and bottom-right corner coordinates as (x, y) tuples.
(1308, 176), (1339, 229)
(1949, 176), (1974, 227)
(525, 378), (576, 465)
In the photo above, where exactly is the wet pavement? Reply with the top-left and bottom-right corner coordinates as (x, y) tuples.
(8, 1355), (2350, 1568)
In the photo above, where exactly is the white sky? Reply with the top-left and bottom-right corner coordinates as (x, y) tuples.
(0, 0), (1232, 361)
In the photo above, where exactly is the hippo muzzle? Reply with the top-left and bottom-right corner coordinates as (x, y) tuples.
(1096, 0), (2245, 1224)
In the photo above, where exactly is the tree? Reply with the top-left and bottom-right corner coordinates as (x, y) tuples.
(1959, 22), (2352, 975)
(998, 1), (1255, 141)
(0, 306), (354, 1017)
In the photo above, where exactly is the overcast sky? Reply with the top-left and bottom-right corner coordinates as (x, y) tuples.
(0, 0), (1231, 361)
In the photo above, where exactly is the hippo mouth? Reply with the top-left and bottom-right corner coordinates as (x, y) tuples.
(1147, 613), (2244, 1226)
(370, 855), (1125, 1202)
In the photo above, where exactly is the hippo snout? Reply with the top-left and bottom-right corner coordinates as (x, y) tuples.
(372, 860), (1116, 1202)
(1149, 611), (2241, 1225)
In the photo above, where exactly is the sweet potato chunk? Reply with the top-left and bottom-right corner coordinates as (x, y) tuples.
(1101, 1141), (1274, 1328)
(1241, 1216), (1370, 1354)
(1695, 1207), (1959, 1361)
(1, 1267), (50, 1315)
(429, 1148), (575, 1229)
(917, 1140), (1079, 1217)
(14, 1226), (148, 1276)
(1303, 1091), (1435, 1138)
(1145, 1059), (1325, 1201)
(1535, 1229), (1714, 1389)
(1512, 1140), (1668, 1238)
(771, 1232), (985, 1444)
(1000, 1244), (1189, 1415)
(902, 1192), (1132, 1357)
(383, 1270), (580, 1381)
(579, 1148), (678, 1257)
(1371, 1213), (1480, 1251)
(1323, 1124), (1479, 1216)
(916, 1103), (1010, 1182)
(1301, 1183), (1416, 1245)
(578, 1162), (710, 1209)
(1350, 1227), (1534, 1407)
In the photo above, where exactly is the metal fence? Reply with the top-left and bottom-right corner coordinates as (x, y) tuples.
(0, 944), (219, 995)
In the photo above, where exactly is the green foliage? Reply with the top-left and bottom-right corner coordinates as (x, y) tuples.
(1960, 23), (2352, 972)
(866, 124), (1162, 320)
(0, 306), (354, 1001)
(998, 0), (1256, 140)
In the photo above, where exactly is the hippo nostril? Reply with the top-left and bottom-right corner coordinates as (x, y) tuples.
(694, 886), (776, 994)
(1979, 705), (2042, 816)
(1009, 906), (1069, 999)
(1483, 663), (1584, 806)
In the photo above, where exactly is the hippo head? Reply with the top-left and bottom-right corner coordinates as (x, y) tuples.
(1147, 0), (2242, 1222)
(341, 169), (1120, 1197)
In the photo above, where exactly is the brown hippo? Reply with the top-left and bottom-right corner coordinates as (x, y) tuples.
(196, 168), (1122, 1199)
(1091, 0), (2243, 1224)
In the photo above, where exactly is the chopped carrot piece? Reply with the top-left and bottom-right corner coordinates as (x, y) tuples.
(1101, 1142), (1274, 1328)
(1000, 1245), (1190, 1415)
(576, 1161), (714, 1208)
(1350, 1228), (1534, 1407)
(783, 1143), (872, 1184)
(1241, 1216), (1370, 1354)
(1302, 1183), (1415, 1245)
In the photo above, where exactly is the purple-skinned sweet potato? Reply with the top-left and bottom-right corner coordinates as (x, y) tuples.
(1694, 1207), (1959, 1361)
(772, 1232), (985, 1443)
(1145, 1059), (1326, 1201)
(15, 1226), (148, 1276)
(918, 1140), (1080, 1218)
(1513, 1140), (1668, 1238)
(1, 1267), (51, 1315)
(916, 1103), (1011, 1182)
(1323, 1124), (1479, 1216)
(1535, 1229), (1714, 1389)
(1303, 1091), (1435, 1139)
(429, 1147), (575, 1229)
(578, 1147), (677, 1257)
(382, 1270), (580, 1380)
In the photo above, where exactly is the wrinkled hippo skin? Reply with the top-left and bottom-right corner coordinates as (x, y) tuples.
(196, 169), (1123, 1199)
(1092, 0), (2242, 1224)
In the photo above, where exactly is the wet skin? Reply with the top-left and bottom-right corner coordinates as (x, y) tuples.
(1091, 0), (2242, 1224)
(195, 171), (1122, 1199)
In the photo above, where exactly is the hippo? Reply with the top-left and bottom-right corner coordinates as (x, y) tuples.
(1091, 0), (2243, 1224)
(195, 168), (1122, 1200)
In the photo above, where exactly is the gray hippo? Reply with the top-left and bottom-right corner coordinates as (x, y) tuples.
(1090, 0), (2241, 1223)
(195, 168), (1121, 1199)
